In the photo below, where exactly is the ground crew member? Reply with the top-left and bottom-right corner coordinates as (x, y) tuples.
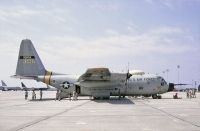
(75, 92), (78, 100)
(55, 89), (59, 100)
(40, 90), (43, 100)
(186, 89), (189, 98)
(72, 90), (76, 101)
(32, 90), (36, 100)
(189, 89), (192, 98)
(58, 89), (61, 101)
(25, 90), (28, 100)
(194, 89), (196, 98)
(34, 90), (36, 99)
(173, 93), (178, 99)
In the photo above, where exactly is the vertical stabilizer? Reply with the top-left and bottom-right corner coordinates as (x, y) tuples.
(1, 80), (7, 86)
(16, 39), (46, 77)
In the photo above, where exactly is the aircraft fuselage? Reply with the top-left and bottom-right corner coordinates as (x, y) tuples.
(35, 73), (168, 98)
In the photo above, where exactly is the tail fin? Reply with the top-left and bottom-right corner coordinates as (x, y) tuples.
(16, 39), (46, 77)
(1, 80), (7, 86)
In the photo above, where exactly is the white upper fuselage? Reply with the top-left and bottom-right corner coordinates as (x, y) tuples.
(127, 74), (168, 95)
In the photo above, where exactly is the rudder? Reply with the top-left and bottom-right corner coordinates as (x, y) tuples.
(16, 39), (46, 77)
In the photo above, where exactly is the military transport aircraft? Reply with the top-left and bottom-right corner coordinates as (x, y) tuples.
(12, 39), (173, 99)
(0, 80), (22, 91)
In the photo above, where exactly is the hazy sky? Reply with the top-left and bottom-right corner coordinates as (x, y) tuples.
(0, 0), (200, 87)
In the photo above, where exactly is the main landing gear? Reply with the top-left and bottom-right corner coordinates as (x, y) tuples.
(152, 94), (162, 99)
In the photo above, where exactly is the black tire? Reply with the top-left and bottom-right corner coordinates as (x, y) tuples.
(157, 95), (162, 99)
(152, 94), (157, 99)
(93, 97), (100, 100)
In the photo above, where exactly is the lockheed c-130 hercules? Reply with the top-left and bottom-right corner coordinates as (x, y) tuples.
(12, 39), (174, 99)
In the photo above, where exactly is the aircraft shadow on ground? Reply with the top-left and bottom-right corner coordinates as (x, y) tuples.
(28, 98), (135, 104)
(28, 98), (93, 101)
(28, 98), (56, 101)
(93, 98), (135, 105)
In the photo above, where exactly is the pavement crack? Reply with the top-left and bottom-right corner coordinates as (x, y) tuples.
(0, 103), (31, 109)
(8, 101), (91, 131)
(138, 100), (200, 128)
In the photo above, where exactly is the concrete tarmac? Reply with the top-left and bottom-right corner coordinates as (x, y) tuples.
(0, 91), (200, 131)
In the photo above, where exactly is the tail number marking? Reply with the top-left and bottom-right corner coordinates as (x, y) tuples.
(19, 56), (35, 64)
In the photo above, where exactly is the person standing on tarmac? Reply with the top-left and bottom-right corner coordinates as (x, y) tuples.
(40, 90), (43, 100)
(25, 90), (28, 100)
(186, 89), (189, 98)
(32, 90), (36, 100)
(194, 89), (196, 98)
(58, 89), (62, 101)
(189, 89), (192, 98)
(55, 89), (59, 100)
(72, 90), (76, 101)
(75, 92), (78, 100)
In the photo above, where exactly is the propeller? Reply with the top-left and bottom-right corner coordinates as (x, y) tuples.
(125, 63), (132, 85)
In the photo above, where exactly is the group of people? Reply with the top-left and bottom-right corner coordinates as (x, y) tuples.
(55, 89), (78, 101)
(173, 89), (197, 99)
(186, 89), (196, 98)
(24, 90), (43, 100)
(25, 89), (79, 101)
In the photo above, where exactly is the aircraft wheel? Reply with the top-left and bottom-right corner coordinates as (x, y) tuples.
(93, 97), (100, 100)
(157, 95), (162, 99)
(152, 94), (158, 99)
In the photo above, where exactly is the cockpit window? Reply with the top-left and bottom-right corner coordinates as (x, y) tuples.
(161, 79), (167, 86)
(157, 76), (162, 80)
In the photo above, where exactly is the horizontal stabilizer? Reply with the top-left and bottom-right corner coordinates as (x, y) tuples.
(11, 75), (36, 79)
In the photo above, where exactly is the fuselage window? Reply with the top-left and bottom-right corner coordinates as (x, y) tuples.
(139, 87), (143, 90)
(161, 78), (167, 86)
(137, 78), (142, 81)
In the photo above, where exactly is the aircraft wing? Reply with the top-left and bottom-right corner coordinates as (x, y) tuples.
(78, 68), (111, 82)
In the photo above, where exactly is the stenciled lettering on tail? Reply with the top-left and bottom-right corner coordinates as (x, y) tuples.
(19, 56), (35, 64)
